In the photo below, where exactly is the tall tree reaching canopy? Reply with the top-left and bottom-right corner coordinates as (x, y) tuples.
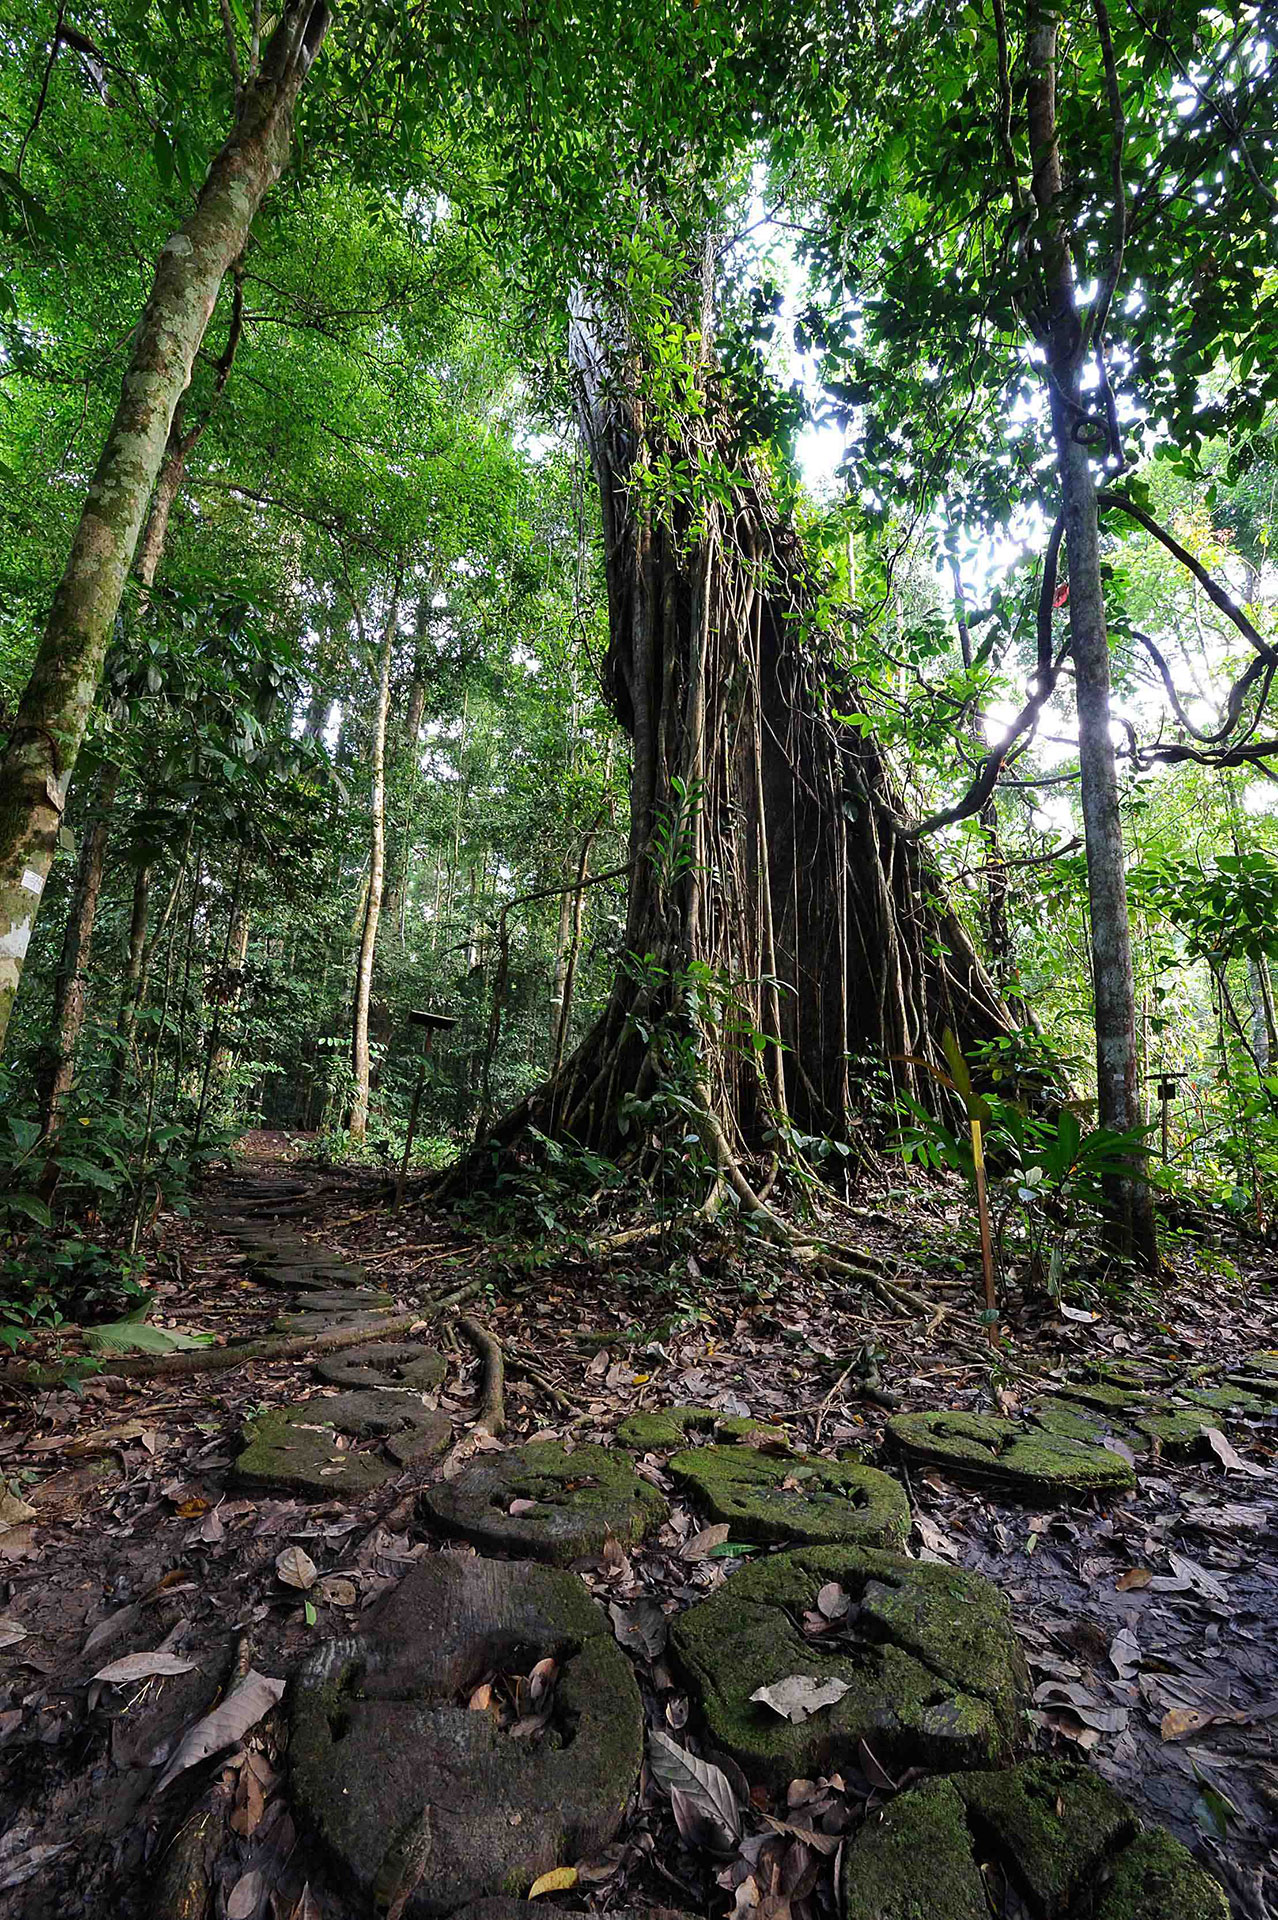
(0, 0), (329, 1046)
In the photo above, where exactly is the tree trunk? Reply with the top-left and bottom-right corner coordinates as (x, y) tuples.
(384, 604), (431, 950)
(1026, 2), (1158, 1269)
(948, 551), (1016, 1000)
(481, 271), (1012, 1183)
(349, 587), (400, 1139)
(0, 0), (329, 1051)
(111, 861), (152, 1094)
(37, 762), (122, 1137)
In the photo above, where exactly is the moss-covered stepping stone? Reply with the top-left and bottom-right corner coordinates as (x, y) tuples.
(1029, 1397), (1138, 1448)
(290, 1551), (643, 1915)
(1181, 1383), (1271, 1417)
(887, 1411), (1136, 1496)
(317, 1342), (448, 1392)
(1053, 1382), (1150, 1416)
(841, 1759), (1227, 1920)
(955, 1759), (1135, 1911)
(422, 1442), (667, 1564)
(273, 1308), (393, 1338)
(668, 1445), (909, 1548)
(841, 1777), (989, 1920)
(670, 1545), (1028, 1790)
(282, 1287), (393, 1313)
(616, 1405), (780, 1450)
(234, 1391), (450, 1495)
(1134, 1407), (1213, 1457)
(256, 1263), (374, 1293)
(1095, 1830), (1229, 1920)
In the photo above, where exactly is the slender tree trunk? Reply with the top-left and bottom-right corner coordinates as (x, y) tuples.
(349, 586), (400, 1139)
(384, 604), (431, 949)
(0, 0), (328, 1051)
(37, 762), (122, 1137)
(948, 550), (1016, 1000)
(112, 861), (152, 1094)
(1026, 3), (1157, 1268)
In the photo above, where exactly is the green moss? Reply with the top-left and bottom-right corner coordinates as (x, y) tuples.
(1181, 1384), (1270, 1417)
(957, 1758), (1134, 1910)
(422, 1442), (668, 1564)
(887, 1410), (1136, 1497)
(667, 1445), (909, 1548)
(615, 1406), (778, 1450)
(317, 1342), (449, 1392)
(234, 1406), (391, 1496)
(841, 1778), (988, 1920)
(669, 1546), (1028, 1790)
(1134, 1407), (1211, 1456)
(290, 1555), (644, 1915)
(1054, 1382), (1149, 1415)
(1096, 1831), (1230, 1920)
(1029, 1398), (1143, 1450)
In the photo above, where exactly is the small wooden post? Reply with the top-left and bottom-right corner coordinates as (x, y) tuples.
(1156, 1074), (1178, 1164)
(394, 1011), (455, 1209)
(970, 1115), (998, 1344)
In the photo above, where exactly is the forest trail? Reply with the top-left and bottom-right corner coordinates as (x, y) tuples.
(0, 1150), (1274, 1919)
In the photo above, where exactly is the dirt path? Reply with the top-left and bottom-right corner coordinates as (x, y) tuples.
(0, 1155), (1273, 1918)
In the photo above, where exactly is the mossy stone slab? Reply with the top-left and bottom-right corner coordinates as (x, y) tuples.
(1181, 1384), (1270, 1417)
(1029, 1398), (1145, 1452)
(234, 1391), (449, 1495)
(317, 1342), (448, 1392)
(668, 1445), (909, 1549)
(283, 1287), (393, 1313)
(422, 1442), (668, 1564)
(1134, 1408), (1212, 1456)
(1095, 1831), (1230, 1920)
(273, 1309), (393, 1338)
(1225, 1370), (1278, 1402)
(1054, 1382), (1150, 1416)
(234, 1409), (391, 1497)
(841, 1761), (1217, 1920)
(257, 1263), (373, 1293)
(616, 1405), (778, 1450)
(841, 1777), (989, 1920)
(887, 1411), (1136, 1497)
(670, 1545), (1028, 1790)
(289, 1552), (643, 1916)
(957, 1759), (1135, 1913)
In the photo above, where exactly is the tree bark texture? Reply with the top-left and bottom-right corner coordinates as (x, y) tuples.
(349, 587), (400, 1139)
(37, 762), (122, 1138)
(0, 0), (329, 1050)
(1026, 1), (1157, 1267)
(481, 276), (1012, 1172)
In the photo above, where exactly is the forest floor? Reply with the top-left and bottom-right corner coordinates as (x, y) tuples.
(0, 1136), (1275, 1920)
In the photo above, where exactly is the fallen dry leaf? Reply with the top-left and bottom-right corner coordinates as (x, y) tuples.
(1161, 1705), (1215, 1741)
(750, 1675), (852, 1724)
(93, 1651), (198, 1684)
(1202, 1427), (1265, 1479)
(154, 1669), (285, 1794)
(528, 1866), (578, 1898)
(276, 1546), (318, 1591)
(683, 1523), (732, 1560)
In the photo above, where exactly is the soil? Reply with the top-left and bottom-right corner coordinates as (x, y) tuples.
(0, 1137), (1274, 1920)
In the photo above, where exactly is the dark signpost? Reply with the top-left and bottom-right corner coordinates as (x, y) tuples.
(394, 1011), (456, 1207)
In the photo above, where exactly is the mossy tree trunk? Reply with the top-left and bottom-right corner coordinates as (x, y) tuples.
(480, 269), (1012, 1188)
(0, 0), (329, 1051)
